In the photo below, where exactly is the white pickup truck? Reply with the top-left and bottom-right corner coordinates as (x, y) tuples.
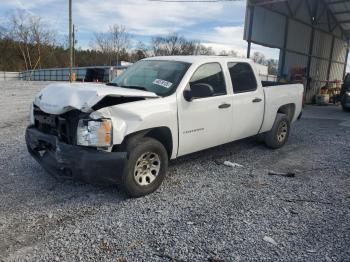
(26, 56), (303, 197)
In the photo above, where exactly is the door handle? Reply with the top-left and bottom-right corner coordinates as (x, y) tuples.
(252, 98), (262, 103)
(218, 103), (231, 109)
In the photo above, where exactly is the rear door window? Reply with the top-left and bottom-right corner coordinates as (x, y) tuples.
(228, 62), (257, 93)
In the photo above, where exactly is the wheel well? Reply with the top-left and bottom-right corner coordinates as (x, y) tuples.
(145, 127), (173, 158)
(277, 104), (295, 122)
(116, 127), (173, 159)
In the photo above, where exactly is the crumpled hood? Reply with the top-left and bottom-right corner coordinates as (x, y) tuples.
(34, 82), (159, 114)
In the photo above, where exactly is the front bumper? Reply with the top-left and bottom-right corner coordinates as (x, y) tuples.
(25, 126), (127, 185)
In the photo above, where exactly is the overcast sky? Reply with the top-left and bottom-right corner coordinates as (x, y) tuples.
(0, 0), (280, 59)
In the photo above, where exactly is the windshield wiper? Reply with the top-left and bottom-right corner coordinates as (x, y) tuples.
(106, 84), (156, 94)
(106, 82), (119, 87)
(120, 85), (148, 91)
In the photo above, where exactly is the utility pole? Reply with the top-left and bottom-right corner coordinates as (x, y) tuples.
(73, 24), (75, 67)
(69, 0), (73, 82)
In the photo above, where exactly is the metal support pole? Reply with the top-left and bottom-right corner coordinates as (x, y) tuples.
(247, 41), (251, 59)
(306, 28), (315, 87)
(69, 0), (73, 83)
(343, 43), (349, 79)
(327, 36), (335, 81)
(246, 5), (255, 59)
(279, 17), (289, 77)
(306, 0), (319, 93)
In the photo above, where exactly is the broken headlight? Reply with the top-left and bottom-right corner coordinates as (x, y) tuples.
(77, 119), (112, 147)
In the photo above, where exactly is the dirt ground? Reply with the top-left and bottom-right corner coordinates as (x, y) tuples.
(0, 81), (349, 262)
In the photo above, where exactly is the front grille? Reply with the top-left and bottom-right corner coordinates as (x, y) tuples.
(34, 106), (86, 144)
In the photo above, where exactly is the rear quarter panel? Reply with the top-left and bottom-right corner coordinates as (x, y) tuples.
(260, 84), (304, 133)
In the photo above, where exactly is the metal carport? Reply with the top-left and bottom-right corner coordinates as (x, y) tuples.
(244, 0), (350, 103)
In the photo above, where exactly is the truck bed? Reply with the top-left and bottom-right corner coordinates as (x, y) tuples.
(260, 83), (304, 133)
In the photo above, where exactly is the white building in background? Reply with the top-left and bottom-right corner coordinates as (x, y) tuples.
(254, 63), (268, 76)
(253, 62), (277, 82)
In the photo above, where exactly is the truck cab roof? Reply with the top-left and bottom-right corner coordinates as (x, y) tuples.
(144, 55), (253, 64)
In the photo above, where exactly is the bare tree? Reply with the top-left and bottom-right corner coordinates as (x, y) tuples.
(136, 41), (149, 57)
(92, 32), (113, 65)
(9, 12), (30, 70)
(266, 59), (278, 75)
(110, 25), (130, 66)
(151, 33), (214, 56)
(219, 50), (238, 57)
(130, 41), (149, 62)
(152, 33), (185, 56)
(167, 33), (184, 55)
(193, 45), (215, 55)
(92, 25), (130, 66)
(0, 26), (7, 39)
(9, 10), (55, 71)
(251, 51), (278, 75)
(252, 51), (266, 65)
(29, 16), (55, 69)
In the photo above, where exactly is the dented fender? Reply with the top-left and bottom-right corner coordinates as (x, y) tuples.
(90, 95), (179, 158)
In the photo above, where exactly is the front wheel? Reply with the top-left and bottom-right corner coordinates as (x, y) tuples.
(121, 137), (168, 197)
(264, 113), (290, 149)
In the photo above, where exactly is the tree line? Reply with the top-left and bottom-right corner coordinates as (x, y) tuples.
(0, 10), (278, 75)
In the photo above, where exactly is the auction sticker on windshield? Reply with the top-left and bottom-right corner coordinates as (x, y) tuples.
(153, 79), (173, 88)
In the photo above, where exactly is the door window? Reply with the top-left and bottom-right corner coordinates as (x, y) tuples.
(228, 62), (257, 93)
(189, 63), (226, 97)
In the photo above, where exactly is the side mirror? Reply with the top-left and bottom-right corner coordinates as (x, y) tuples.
(183, 90), (193, 102)
(183, 83), (214, 102)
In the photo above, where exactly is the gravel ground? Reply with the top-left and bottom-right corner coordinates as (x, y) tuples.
(0, 81), (349, 262)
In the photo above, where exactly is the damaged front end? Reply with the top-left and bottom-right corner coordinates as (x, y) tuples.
(26, 105), (127, 184)
(26, 127), (126, 184)
(26, 82), (160, 184)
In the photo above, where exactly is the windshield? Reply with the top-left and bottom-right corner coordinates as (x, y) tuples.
(110, 60), (191, 96)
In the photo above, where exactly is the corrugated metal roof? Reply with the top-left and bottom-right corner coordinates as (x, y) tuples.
(250, 0), (350, 39)
(326, 0), (350, 32)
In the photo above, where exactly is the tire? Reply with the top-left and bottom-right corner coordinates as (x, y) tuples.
(264, 113), (290, 149)
(121, 137), (168, 197)
(342, 105), (350, 112)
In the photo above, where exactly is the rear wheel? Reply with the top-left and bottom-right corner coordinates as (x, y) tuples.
(264, 113), (290, 149)
(121, 137), (168, 197)
(342, 105), (350, 112)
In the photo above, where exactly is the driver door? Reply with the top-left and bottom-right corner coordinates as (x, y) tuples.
(177, 62), (233, 156)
